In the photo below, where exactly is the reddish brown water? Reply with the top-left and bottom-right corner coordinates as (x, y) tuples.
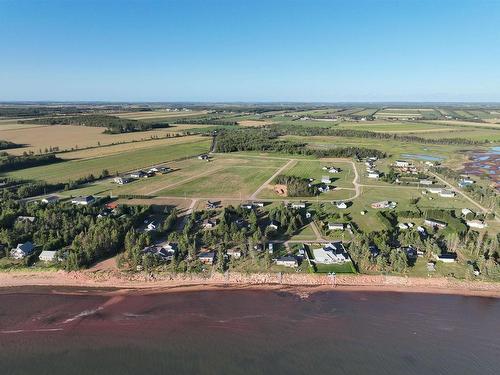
(0, 287), (499, 375)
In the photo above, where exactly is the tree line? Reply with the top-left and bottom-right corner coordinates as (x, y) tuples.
(20, 115), (170, 134)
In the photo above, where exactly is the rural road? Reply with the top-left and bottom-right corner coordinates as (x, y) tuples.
(249, 159), (296, 200)
(429, 171), (499, 222)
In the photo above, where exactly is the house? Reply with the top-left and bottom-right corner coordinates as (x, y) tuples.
(198, 154), (209, 160)
(312, 242), (350, 264)
(466, 220), (488, 229)
(367, 172), (380, 179)
(394, 160), (411, 167)
(71, 195), (95, 205)
(142, 243), (176, 262)
(41, 195), (59, 204)
(158, 167), (173, 174)
(203, 218), (218, 229)
(305, 212), (312, 219)
(321, 176), (332, 184)
(336, 201), (347, 209)
(419, 179), (433, 185)
(268, 220), (280, 230)
(417, 226), (427, 236)
(371, 201), (396, 209)
(39, 250), (57, 262)
(458, 179), (475, 188)
(114, 176), (131, 185)
(198, 252), (215, 265)
(276, 256), (298, 268)
(424, 218), (447, 229)
(17, 216), (35, 223)
(328, 223), (344, 231)
(227, 248), (242, 259)
(145, 221), (158, 232)
(437, 253), (457, 263)
(439, 190), (455, 198)
(130, 170), (146, 179)
(328, 167), (340, 174)
(461, 208), (473, 217)
(10, 242), (35, 259)
(241, 203), (254, 210)
(268, 243), (274, 254)
(427, 187), (442, 194)
(235, 218), (248, 228)
(398, 223), (409, 230)
(291, 202), (306, 209)
(252, 201), (265, 208)
(369, 245), (380, 258)
(400, 246), (418, 260)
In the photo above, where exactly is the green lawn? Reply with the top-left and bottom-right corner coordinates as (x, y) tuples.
(5, 138), (211, 183)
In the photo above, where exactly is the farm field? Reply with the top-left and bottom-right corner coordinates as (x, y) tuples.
(58, 135), (207, 160)
(337, 121), (455, 133)
(0, 124), (193, 155)
(5, 137), (211, 183)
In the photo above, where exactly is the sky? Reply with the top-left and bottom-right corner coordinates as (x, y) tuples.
(1, 0), (500, 102)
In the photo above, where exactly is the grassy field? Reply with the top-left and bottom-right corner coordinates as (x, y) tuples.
(157, 164), (282, 198)
(114, 110), (208, 120)
(5, 137), (211, 183)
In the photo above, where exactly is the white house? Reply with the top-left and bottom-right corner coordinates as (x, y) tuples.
(114, 176), (131, 185)
(466, 220), (488, 229)
(424, 218), (447, 229)
(145, 221), (158, 232)
(398, 223), (409, 230)
(419, 179), (433, 185)
(328, 167), (340, 174)
(71, 195), (95, 205)
(321, 176), (332, 184)
(227, 248), (242, 259)
(461, 208), (473, 217)
(336, 201), (348, 209)
(39, 250), (57, 262)
(41, 195), (59, 204)
(268, 221), (280, 230)
(252, 202), (265, 207)
(427, 187), (443, 194)
(291, 202), (306, 209)
(10, 242), (35, 259)
(439, 190), (455, 198)
(312, 242), (350, 264)
(395, 160), (411, 167)
(17, 216), (35, 223)
(328, 223), (344, 231)
(367, 172), (380, 179)
(276, 256), (298, 268)
(437, 253), (457, 263)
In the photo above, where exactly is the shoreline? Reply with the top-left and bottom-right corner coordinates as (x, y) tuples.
(1, 269), (500, 298)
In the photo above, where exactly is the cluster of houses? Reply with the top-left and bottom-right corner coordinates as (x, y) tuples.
(365, 157), (381, 179)
(371, 200), (397, 209)
(393, 160), (419, 175)
(114, 166), (173, 185)
(461, 208), (488, 229)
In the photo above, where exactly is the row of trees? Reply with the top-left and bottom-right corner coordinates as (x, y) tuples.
(21, 115), (170, 134)
(0, 153), (61, 172)
(214, 128), (386, 159)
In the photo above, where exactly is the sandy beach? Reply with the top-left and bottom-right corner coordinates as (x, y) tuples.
(1, 269), (499, 298)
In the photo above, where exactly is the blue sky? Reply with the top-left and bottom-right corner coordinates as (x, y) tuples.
(1, 0), (499, 102)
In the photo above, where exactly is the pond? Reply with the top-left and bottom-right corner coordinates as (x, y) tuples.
(401, 153), (444, 161)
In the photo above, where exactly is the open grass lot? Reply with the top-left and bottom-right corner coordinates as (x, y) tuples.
(157, 163), (283, 199)
(0, 124), (194, 155)
(5, 137), (211, 183)
(426, 119), (500, 129)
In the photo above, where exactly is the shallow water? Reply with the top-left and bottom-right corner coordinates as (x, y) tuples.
(0, 287), (499, 375)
